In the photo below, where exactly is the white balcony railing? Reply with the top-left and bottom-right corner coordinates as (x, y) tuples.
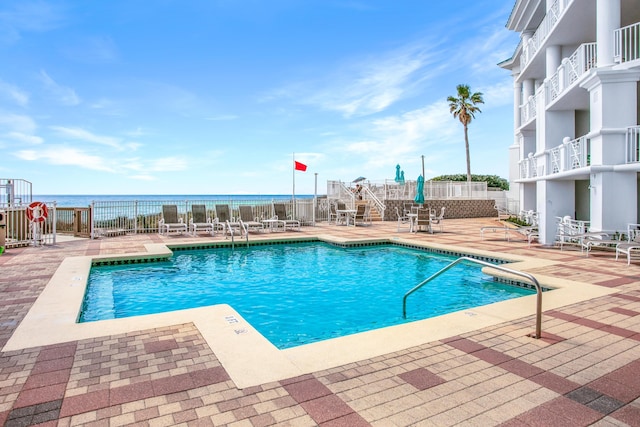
(546, 43), (597, 104)
(519, 135), (590, 179)
(626, 126), (640, 163)
(565, 136), (589, 170)
(519, 154), (540, 179)
(519, 94), (538, 125)
(614, 21), (640, 64)
(520, 0), (573, 69)
(549, 146), (561, 174)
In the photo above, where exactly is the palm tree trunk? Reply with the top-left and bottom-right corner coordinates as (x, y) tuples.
(464, 124), (471, 182)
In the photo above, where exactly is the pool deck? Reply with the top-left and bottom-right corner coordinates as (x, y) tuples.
(1, 218), (639, 426)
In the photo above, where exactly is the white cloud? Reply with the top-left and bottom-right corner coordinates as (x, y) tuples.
(50, 126), (122, 148)
(0, 80), (29, 106)
(6, 131), (42, 144)
(0, 112), (37, 134)
(319, 100), (461, 173)
(15, 146), (114, 172)
(271, 42), (439, 118)
(479, 80), (514, 108)
(39, 70), (81, 106)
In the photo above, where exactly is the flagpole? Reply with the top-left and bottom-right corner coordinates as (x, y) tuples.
(292, 152), (296, 219)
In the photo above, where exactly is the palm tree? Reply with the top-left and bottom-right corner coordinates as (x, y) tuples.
(447, 84), (484, 182)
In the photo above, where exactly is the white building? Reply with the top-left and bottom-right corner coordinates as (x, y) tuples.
(499, 0), (640, 245)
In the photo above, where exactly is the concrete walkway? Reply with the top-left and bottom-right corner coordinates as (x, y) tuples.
(1, 218), (639, 426)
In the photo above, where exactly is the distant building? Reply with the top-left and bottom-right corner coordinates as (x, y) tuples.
(499, 0), (640, 244)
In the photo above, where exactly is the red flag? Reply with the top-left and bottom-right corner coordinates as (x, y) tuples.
(294, 161), (307, 171)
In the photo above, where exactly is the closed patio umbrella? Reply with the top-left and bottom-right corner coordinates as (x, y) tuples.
(414, 175), (424, 204)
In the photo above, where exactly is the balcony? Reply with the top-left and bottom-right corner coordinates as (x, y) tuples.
(519, 93), (538, 126)
(626, 126), (640, 163)
(545, 43), (597, 105)
(520, 0), (573, 70)
(518, 135), (589, 180)
(519, 154), (540, 179)
(614, 21), (640, 64)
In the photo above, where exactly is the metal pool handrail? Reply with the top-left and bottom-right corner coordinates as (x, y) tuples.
(402, 256), (543, 339)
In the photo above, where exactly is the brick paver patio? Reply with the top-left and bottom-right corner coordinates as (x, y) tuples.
(1, 218), (639, 426)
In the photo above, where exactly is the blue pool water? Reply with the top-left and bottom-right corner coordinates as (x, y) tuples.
(80, 242), (535, 349)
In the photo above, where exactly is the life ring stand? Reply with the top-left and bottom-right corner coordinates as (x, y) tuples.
(26, 201), (48, 223)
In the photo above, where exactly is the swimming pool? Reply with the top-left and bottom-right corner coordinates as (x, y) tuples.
(80, 242), (535, 349)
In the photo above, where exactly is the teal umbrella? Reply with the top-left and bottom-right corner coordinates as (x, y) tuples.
(395, 164), (401, 182)
(414, 175), (424, 204)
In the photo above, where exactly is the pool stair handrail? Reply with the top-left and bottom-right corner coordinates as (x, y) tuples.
(227, 220), (249, 249)
(402, 256), (543, 339)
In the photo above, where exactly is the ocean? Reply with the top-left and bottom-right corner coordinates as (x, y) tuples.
(34, 194), (315, 208)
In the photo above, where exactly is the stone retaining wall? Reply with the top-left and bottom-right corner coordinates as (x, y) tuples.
(384, 199), (497, 220)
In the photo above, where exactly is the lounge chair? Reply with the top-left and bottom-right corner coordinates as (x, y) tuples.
(238, 205), (264, 233)
(159, 205), (188, 235)
(215, 204), (242, 238)
(272, 203), (300, 231)
(189, 204), (216, 236)
(616, 226), (640, 265)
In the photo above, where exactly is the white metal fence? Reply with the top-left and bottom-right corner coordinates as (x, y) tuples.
(0, 203), (57, 248)
(328, 180), (488, 202)
(91, 198), (327, 239)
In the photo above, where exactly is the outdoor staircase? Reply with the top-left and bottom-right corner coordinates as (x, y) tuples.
(356, 201), (383, 221)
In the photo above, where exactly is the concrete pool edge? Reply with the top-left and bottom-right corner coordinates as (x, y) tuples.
(3, 237), (619, 389)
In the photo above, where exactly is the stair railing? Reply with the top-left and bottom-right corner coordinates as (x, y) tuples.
(402, 257), (543, 339)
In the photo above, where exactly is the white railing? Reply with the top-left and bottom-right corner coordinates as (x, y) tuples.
(90, 198), (323, 238)
(520, 135), (590, 179)
(626, 125), (640, 163)
(520, 0), (572, 69)
(328, 180), (488, 201)
(0, 178), (33, 206)
(546, 43), (597, 104)
(520, 94), (538, 125)
(614, 21), (640, 64)
(424, 181), (488, 199)
(549, 147), (561, 174)
(360, 186), (386, 220)
(566, 136), (589, 170)
(519, 159), (528, 179)
(0, 203), (57, 248)
(546, 73), (560, 103)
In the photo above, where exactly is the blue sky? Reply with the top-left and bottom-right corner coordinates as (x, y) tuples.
(0, 0), (518, 195)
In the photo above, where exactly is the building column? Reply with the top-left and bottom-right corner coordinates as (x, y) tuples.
(581, 69), (640, 231)
(546, 45), (562, 78)
(513, 77), (522, 129)
(596, 0), (620, 67)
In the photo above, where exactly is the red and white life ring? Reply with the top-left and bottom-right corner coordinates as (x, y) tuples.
(26, 201), (48, 222)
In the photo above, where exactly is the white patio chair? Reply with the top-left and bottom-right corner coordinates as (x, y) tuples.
(616, 225), (640, 265)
